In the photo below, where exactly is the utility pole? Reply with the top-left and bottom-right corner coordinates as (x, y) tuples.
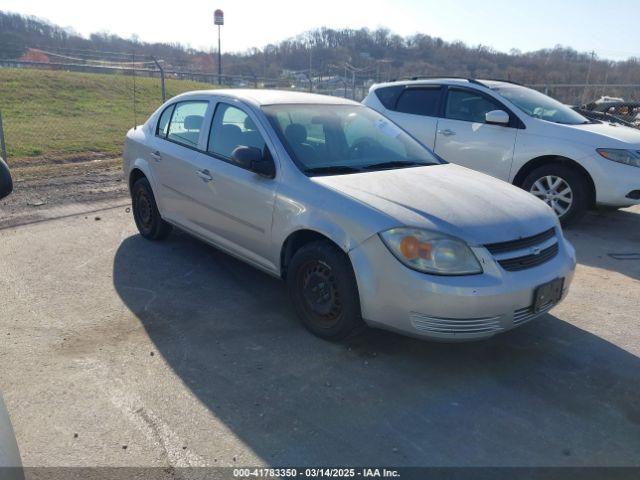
(582, 50), (596, 106)
(214, 9), (224, 85)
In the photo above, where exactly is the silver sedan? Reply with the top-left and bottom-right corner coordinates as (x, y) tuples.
(123, 90), (576, 341)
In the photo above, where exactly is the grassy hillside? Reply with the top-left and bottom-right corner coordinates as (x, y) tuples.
(0, 68), (216, 160)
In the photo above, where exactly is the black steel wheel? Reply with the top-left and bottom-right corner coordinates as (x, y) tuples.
(287, 240), (363, 340)
(131, 177), (172, 240)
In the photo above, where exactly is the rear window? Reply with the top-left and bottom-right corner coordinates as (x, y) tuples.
(396, 88), (441, 116)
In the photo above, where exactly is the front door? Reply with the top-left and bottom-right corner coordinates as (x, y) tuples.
(198, 102), (278, 271)
(434, 87), (518, 181)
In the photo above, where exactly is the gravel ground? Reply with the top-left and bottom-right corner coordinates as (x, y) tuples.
(0, 155), (127, 229)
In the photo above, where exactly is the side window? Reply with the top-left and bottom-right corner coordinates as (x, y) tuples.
(445, 89), (504, 123)
(208, 103), (266, 160)
(156, 104), (175, 138)
(374, 85), (403, 110)
(395, 87), (441, 116)
(166, 101), (208, 148)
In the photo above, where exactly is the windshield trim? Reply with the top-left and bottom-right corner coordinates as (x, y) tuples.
(262, 103), (444, 177)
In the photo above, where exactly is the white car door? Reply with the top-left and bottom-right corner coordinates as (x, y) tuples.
(380, 85), (442, 149)
(434, 87), (518, 181)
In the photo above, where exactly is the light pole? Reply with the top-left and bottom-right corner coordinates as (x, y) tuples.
(214, 9), (224, 85)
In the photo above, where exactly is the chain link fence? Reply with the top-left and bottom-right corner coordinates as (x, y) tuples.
(0, 61), (371, 167)
(0, 61), (638, 168)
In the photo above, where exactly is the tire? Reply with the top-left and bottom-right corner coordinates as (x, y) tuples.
(521, 164), (589, 226)
(287, 240), (364, 341)
(131, 177), (172, 240)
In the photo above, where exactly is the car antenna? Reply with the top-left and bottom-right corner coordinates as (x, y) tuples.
(132, 51), (137, 130)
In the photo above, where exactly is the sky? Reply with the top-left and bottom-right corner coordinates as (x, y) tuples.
(3, 0), (639, 60)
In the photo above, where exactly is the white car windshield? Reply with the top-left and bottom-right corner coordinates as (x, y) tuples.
(263, 104), (441, 175)
(492, 84), (590, 125)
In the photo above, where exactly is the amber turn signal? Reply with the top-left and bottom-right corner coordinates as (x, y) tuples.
(399, 235), (432, 260)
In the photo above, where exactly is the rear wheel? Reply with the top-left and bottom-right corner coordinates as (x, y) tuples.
(522, 164), (589, 226)
(131, 177), (172, 240)
(287, 240), (364, 341)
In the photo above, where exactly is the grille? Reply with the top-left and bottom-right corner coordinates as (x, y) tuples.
(484, 227), (559, 272)
(410, 313), (503, 335)
(498, 243), (559, 272)
(513, 302), (555, 326)
(484, 227), (555, 254)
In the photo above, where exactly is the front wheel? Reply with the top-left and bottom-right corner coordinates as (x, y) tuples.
(522, 164), (589, 226)
(287, 240), (364, 341)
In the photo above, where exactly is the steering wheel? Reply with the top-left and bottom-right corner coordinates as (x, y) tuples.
(348, 138), (376, 159)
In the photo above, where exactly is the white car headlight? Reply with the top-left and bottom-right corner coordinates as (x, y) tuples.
(379, 228), (482, 275)
(597, 148), (640, 168)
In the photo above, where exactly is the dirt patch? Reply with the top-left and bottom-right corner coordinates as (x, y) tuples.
(0, 154), (128, 228)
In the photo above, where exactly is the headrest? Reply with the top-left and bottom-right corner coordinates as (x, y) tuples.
(184, 115), (203, 130)
(244, 115), (257, 130)
(284, 123), (307, 144)
(220, 123), (242, 137)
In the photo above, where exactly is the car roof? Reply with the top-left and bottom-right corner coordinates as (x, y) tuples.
(171, 88), (360, 107)
(369, 78), (518, 90)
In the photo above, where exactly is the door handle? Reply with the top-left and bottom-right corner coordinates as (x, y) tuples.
(438, 129), (456, 137)
(150, 150), (162, 162)
(195, 169), (213, 182)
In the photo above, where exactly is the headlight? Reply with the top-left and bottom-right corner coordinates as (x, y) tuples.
(597, 148), (640, 168)
(379, 228), (482, 275)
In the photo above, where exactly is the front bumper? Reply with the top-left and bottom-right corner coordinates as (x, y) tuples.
(588, 153), (640, 206)
(349, 233), (576, 341)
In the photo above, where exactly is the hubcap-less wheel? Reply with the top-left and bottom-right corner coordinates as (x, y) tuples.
(299, 260), (342, 327)
(134, 189), (154, 234)
(529, 175), (573, 217)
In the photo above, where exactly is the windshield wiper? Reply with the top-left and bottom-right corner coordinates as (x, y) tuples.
(361, 160), (427, 171)
(304, 165), (362, 176)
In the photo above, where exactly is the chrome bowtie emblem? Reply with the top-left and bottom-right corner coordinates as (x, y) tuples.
(530, 246), (542, 255)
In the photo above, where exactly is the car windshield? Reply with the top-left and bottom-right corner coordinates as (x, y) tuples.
(262, 104), (441, 175)
(492, 84), (590, 125)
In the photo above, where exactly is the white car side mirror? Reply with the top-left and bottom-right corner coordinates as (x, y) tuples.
(485, 110), (510, 126)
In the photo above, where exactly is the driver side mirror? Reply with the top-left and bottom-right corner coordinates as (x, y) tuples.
(485, 110), (510, 126)
(231, 146), (275, 178)
(0, 157), (13, 200)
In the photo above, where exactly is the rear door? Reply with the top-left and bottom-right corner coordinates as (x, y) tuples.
(434, 87), (518, 180)
(379, 85), (443, 149)
(149, 100), (212, 228)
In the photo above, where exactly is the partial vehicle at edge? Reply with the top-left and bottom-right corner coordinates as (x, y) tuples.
(363, 78), (640, 225)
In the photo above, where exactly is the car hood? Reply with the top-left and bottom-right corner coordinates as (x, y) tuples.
(537, 120), (640, 148)
(312, 164), (556, 246)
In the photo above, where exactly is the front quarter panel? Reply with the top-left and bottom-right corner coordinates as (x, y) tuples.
(510, 127), (593, 182)
(270, 175), (396, 273)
